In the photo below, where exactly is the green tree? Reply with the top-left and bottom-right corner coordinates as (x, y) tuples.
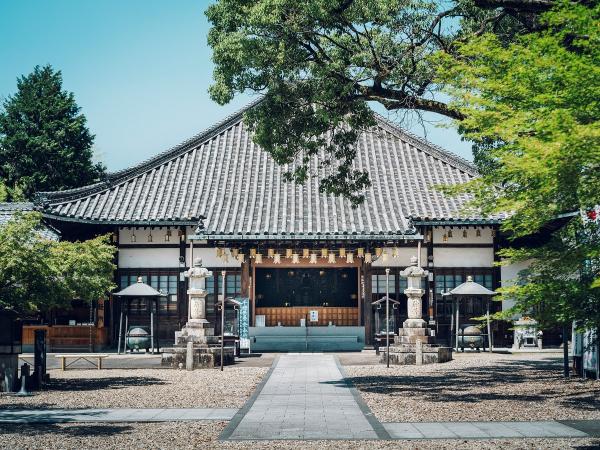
(0, 212), (116, 313)
(0, 65), (105, 200)
(437, 1), (600, 331)
(206, 0), (551, 204)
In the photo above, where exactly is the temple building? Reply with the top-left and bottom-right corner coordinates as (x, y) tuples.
(34, 102), (512, 351)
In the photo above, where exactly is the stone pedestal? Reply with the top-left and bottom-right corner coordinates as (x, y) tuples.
(382, 256), (452, 365)
(161, 258), (233, 369)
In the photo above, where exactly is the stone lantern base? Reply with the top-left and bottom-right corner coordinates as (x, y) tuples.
(381, 318), (453, 365)
(161, 320), (234, 369)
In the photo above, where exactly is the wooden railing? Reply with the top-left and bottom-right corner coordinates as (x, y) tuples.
(255, 306), (358, 327)
(22, 325), (109, 351)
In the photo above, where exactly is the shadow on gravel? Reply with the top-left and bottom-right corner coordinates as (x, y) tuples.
(328, 357), (600, 408)
(43, 376), (167, 392)
(0, 423), (134, 437)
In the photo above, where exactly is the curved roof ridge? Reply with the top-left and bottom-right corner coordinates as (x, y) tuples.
(36, 97), (264, 204)
(373, 113), (478, 176)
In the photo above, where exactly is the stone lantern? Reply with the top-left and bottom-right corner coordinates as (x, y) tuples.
(180, 258), (215, 343)
(400, 256), (428, 331)
(382, 255), (452, 365)
(186, 257), (212, 324)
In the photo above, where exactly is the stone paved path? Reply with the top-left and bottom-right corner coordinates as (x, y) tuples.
(0, 408), (236, 423)
(222, 354), (386, 440)
(383, 421), (590, 439)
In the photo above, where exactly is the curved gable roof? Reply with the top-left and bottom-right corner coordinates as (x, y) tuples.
(37, 101), (486, 236)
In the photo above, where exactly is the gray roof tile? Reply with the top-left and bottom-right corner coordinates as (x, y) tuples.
(37, 102), (496, 235)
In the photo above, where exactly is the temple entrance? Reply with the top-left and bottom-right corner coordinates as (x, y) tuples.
(251, 267), (364, 351)
(254, 267), (359, 326)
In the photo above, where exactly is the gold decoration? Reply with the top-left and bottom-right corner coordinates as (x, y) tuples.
(285, 248), (293, 259)
(310, 253), (318, 264)
(392, 247), (399, 258)
(364, 252), (373, 263)
(255, 253), (263, 264)
(357, 248), (364, 258)
(292, 253), (300, 264)
(346, 252), (354, 264)
(375, 248), (383, 257)
(339, 248), (346, 257)
(302, 248), (310, 258)
(328, 253), (336, 263)
(250, 248), (257, 257)
(442, 233), (448, 242)
(321, 248), (328, 258)
(273, 253), (281, 264)
(267, 248), (275, 258)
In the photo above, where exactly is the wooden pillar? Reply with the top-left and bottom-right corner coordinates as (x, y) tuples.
(363, 261), (374, 346)
(111, 226), (120, 346)
(492, 225), (501, 347)
(178, 226), (187, 329)
(426, 226), (435, 323)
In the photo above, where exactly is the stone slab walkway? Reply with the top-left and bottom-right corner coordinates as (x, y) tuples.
(221, 354), (387, 440)
(383, 421), (590, 439)
(0, 408), (237, 423)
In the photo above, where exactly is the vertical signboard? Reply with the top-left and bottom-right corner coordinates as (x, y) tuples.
(237, 298), (250, 351)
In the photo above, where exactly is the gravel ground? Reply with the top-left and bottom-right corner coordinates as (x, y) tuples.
(345, 352), (600, 422)
(0, 422), (598, 449)
(0, 367), (267, 409)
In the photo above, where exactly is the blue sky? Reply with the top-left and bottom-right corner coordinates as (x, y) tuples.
(0, 0), (472, 172)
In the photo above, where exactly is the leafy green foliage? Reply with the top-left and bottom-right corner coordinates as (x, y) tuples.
(439, 2), (600, 236)
(439, 1), (600, 327)
(206, 0), (524, 204)
(0, 212), (116, 313)
(0, 65), (105, 200)
(495, 221), (600, 333)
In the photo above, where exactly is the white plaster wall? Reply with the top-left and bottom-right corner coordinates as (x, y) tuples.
(433, 247), (494, 267)
(372, 247), (428, 267)
(118, 248), (180, 268)
(432, 226), (494, 244)
(186, 247), (242, 268)
(500, 259), (532, 312)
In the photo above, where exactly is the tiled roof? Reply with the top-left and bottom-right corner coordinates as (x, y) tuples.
(36, 102), (493, 237)
(0, 202), (60, 240)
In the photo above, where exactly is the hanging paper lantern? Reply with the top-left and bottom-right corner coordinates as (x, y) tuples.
(310, 253), (318, 264)
(357, 248), (364, 258)
(273, 253), (281, 264)
(346, 252), (354, 264)
(292, 253), (300, 264)
(255, 253), (263, 264)
(364, 252), (373, 263)
(442, 233), (448, 242)
(328, 253), (336, 263)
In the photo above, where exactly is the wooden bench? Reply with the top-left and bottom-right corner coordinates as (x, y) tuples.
(55, 354), (110, 371)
